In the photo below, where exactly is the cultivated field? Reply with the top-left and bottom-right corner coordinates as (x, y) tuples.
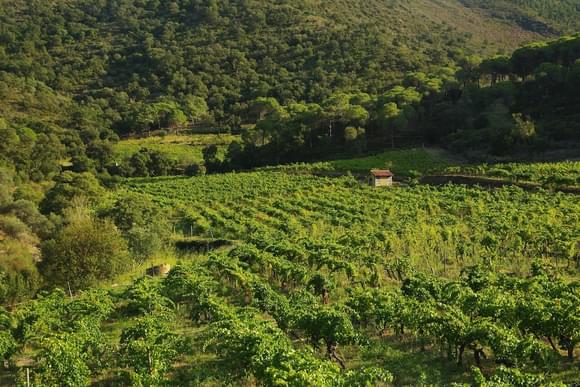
(110, 170), (580, 384)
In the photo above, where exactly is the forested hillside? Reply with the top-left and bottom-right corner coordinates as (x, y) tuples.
(461, 0), (580, 33)
(0, 0), (576, 130)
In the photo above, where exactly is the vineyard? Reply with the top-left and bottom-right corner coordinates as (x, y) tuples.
(443, 161), (580, 189)
(259, 148), (452, 176)
(105, 170), (579, 384)
(1, 170), (579, 385)
(1, 0), (580, 383)
(122, 171), (579, 276)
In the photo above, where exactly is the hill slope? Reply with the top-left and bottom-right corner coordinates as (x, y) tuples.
(0, 0), (577, 130)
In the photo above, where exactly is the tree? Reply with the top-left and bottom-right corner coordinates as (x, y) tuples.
(127, 149), (175, 177)
(128, 150), (151, 177)
(40, 172), (105, 215)
(322, 94), (369, 139)
(511, 44), (548, 79)
(40, 210), (129, 292)
(378, 102), (407, 148)
(182, 95), (209, 126)
(480, 55), (512, 85)
(202, 144), (221, 172)
(184, 163), (206, 176)
(285, 103), (324, 149)
(457, 55), (483, 86)
(381, 86), (422, 106)
(512, 113), (536, 144)
(148, 149), (174, 176)
(248, 98), (288, 146)
(28, 133), (65, 181)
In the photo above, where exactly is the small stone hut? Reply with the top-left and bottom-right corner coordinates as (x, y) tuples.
(368, 169), (394, 187)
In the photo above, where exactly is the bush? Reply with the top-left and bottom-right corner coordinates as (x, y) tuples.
(40, 172), (105, 215)
(40, 211), (129, 291)
(488, 168), (511, 178)
(0, 215), (29, 238)
(185, 163), (207, 177)
(0, 239), (43, 304)
(126, 227), (165, 264)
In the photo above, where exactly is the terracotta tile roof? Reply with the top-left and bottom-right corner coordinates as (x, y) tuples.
(370, 169), (394, 177)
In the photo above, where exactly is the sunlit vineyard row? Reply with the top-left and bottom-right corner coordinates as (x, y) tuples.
(444, 161), (580, 188)
(258, 148), (451, 176)
(121, 171), (579, 276)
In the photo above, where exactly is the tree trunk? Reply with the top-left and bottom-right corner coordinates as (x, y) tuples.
(447, 342), (454, 361)
(457, 345), (465, 365)
(547, 336), (559, 353)
(473, 347), (485, 369)
(147, 350), (153, 374)
(327, 342), (346, 370)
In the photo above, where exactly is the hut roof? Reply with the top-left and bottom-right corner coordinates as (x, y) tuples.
(370, 169), (394, 178)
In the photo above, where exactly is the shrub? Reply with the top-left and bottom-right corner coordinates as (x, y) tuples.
(185, 163), (207, 177)
(40, 211), (129, 292)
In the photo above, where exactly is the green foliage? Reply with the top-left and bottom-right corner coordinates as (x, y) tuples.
(2, 166), (579, 384)
(31, 336), (91, 387)
(127, 148), (176, 177)
(40, 172), (105, 215)
(184, 163), (206, 177)
(40, 210), (129, 291)
(0, 0), (491, 130)
(261, 148), (451, 176)
(0, 308), (16, 364)
(444, 161), (580, 188)
(113, 134), (237, 170)
(13, 289), (113, 385)
(103, 193), (170, 262)
(205, 310), (391, 386)
(119, 314), (182, 386)
(0, 246), (42, 305)
(123, 277), (174, 316)
(0, 2), (579, 384)
(471, 365), (546, 386)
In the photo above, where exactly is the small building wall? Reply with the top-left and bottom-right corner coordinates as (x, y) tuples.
(371, 176), (393, 187)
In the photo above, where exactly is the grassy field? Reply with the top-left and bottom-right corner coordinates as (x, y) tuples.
(114, 134), (240, 166)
